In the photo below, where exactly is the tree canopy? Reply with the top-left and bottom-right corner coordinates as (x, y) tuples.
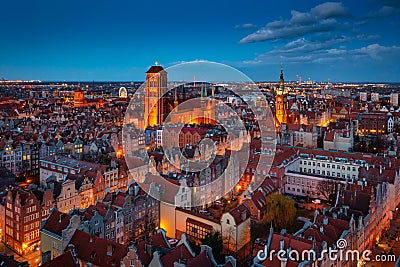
(265, 193), (296, 229)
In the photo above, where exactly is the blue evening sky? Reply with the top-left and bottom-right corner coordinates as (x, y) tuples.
(0, 0), (399, 82)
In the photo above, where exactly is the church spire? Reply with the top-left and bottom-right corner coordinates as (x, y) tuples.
(202, 83), (207, 98)
(174, 87), (179, 107)
(279, 64), (284, 90)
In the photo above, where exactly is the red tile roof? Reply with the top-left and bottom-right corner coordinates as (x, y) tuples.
(136, 231), (170, 266)
(42, 209), (72, 237)
(187, 250), (214, 267)
(260, 255), (299, 267)
(315, 215), (349, 233)
(83, 202), (108, 220)
(68, 230), (127, 267)
(41, 251), (78, 267)
(228, 203), (251, 225)
(160, 243), (194, 267)
(324, 131), (335, 142)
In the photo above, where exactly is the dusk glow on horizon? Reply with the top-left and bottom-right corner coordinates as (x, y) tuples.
(1, 0), (399, 82)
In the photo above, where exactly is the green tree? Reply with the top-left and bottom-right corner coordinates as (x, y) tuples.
(265, 193), (296, 229)
(202, 232), (224, 264)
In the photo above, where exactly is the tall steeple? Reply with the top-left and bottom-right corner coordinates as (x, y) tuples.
(279, 64), (284, 90)
(144, 64), (168, 127)
(202, 83), (207, 98)
(174, 87), (179, 108)
(276, 64), (288, 125)
(277, 64), (285, 95)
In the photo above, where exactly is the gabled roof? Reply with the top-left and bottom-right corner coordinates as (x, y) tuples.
(67, 230), (127, 267)
(227, 203), (251, 225)
(42, 209), (72, 237)
(136, 231), (170, 266)
(160, 243), (195, 267)
(186, 250), (214, 267)
(41, 251), (78, 267)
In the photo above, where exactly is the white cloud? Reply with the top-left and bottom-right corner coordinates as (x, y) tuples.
(367, 5), (400, 18)
(356, 34), (381, 40)
(310, 2), (348, 19)
(240, 43), (400, 65)
(239, 2), (348, 43)
(235, 23), (256, 29)
(351, 44), (400, 59)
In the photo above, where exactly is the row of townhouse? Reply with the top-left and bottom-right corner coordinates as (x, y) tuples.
(0, 140), (39, 178)
(0, 187), (42, 255)
(253, 180), (397, 267)
(75, 188), (160, 245)
(40, 185), (160, 263)
(41, 215), (236, 267)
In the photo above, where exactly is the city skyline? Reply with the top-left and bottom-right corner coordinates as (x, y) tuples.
(1, 0), (399, 82)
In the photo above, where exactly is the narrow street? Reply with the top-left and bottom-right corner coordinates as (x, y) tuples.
(365, 210), (400, 267)
(0, 242), (40, 267)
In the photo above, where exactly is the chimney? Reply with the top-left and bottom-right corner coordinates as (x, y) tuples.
(128, 186), (133, 195)
(380, 165), (383, 174)
(145, 241), (153, 256)
(107, 244), (114, 256)
(280, 258), (288, 267)
(280, 239), (284, 251)
(319, 226), (325, 234)
(241, 211), (247, 221)
(59, 213), (63, 223)
(358, 216), (363, 230)
(134, 185), (139, 196)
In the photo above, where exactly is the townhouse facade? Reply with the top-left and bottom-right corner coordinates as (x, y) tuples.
(5, 187), (41, 254)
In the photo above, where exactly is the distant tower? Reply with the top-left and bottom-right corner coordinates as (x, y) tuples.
(74, 84), (85, 107)
(119, 87), (127, 98)
(145, 63), (168, 127)
(174, 87), (179, 108)
(276, 64), (288, 125)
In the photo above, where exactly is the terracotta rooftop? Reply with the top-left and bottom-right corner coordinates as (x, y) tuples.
(160, 243), (194, 267)
(228, 203), (251, 225)
(42, 209), (72, 237)
(41, 251), (78, 267)
(68, 230), (127, 267)
(136, 231), (170, 266)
